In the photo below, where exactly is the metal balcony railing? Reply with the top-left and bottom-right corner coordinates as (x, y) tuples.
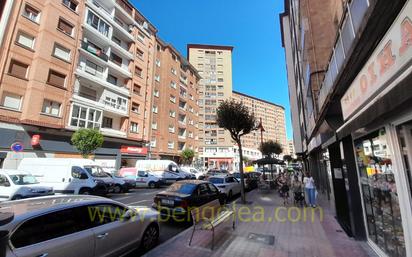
(81, 41), (108, 62)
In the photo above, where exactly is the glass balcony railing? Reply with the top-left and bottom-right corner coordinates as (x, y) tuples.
(102, 99), (127, 112)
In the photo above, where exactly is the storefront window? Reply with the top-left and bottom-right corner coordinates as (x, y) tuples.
(355, 128), (406, 257)
(396, 121), (412, 199)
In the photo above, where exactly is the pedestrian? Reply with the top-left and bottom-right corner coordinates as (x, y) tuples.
(303, 172), (316, 207)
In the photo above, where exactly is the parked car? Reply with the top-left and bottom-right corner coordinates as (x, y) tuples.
(0, 169), (54, 201)
(232, 172), (260, 190)
(180, 166), (205, 180)
(198, 169), (229, 180)
(18, 158), (106, 195)
(208, 175), (241, 199)
(0, 195), (160, 257)
(104, 172), (135, 192)
(119, 168), (162, 188)
(136, 160), (193, 184)
(152, 180), (226, 220)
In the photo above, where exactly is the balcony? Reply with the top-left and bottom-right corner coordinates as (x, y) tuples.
(112, 16), (134, 42)
(115, 0), (133, 20)
(102, 99), (128, 116)
(110, 38), (133, 60)
(81, 41), (108, 62)
(107, 58), (132, 78)
(100, 127), (127, 138)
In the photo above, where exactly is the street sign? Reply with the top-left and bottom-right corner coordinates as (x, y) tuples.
(11, 142), (24, 152)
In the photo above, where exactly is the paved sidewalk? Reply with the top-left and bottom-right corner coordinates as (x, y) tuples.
(144, 190), (376, 257)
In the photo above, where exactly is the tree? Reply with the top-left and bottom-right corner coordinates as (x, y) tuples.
(217, 99), (256, 203)
(259, 140), (283, 158)
(242, 156), (250, 166)
(283, 155), (293, 163)
(71, 128), (104, 158)
(180, 148), (195, 165)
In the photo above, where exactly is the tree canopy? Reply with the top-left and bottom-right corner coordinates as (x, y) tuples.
(71, 128), (104, 158)
(283, 154), (293, 163)
(180, 148), (195, 165)
(260, 140), (283, 158)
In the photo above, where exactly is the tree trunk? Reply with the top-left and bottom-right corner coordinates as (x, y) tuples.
(237, 141), (246, 204)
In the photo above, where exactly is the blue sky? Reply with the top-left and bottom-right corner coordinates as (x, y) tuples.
(131, 0), (291, 140)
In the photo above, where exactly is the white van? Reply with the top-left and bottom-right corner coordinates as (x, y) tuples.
(18, 158), (105, 195)
(0, 169), (54, 201)
(135, 160), (193, 184)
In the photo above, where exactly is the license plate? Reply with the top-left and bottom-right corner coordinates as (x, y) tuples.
(161, 199), (174, 205)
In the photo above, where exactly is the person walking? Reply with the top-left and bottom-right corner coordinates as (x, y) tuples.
(303, 172), (316, 207)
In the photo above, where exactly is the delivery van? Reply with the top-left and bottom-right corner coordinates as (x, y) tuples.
(18, 158), (106, 195)
(135, 160), (194, 184)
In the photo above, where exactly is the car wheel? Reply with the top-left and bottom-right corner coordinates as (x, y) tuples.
(140, 224), (159, 251)
(148, 181), (156, 189)
(79, 188), (91, 195)
(228, 190), (233, 199)
(12, 195), (23, 200)
(113, 185), (122, 193)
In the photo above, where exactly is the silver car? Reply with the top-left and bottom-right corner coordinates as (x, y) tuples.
(0, 195), (160, 257)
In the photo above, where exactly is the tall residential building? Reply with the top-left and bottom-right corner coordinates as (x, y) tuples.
(0, 0), (158, 170)
(281, 0), (412, 256)
(150, 38), (200, 161)
(232, 91), (287, 153)
(187, 44), (234, 170)
(0, 0), (14, 48)
(287, 140), (295, 158)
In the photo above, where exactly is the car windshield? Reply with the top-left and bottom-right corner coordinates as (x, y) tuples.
(9, 174), (38, 185)
(233, 173), (240, 179)
(84, 166), (109, 178)
(209, 177), (224, 184)
(166, 183), (197, 194)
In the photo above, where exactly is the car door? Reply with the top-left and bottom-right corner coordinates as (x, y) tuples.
(207, 183), (223, 203)
(226, 177), (241, 194)
(0, 174), (12, 200)
(192, 184), (211, 206)
(136, 170), (148, 187)
(89, 204), (141, 257)
(10, 207), (95, 257)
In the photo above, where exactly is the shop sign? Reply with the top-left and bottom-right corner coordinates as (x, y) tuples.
(11, 142), (24, 152)
(120, 146), (148, 155)
(341, 1), (412, 120)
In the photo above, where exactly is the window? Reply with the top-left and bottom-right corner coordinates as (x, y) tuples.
(168, 141), (174, 149)
(130, 122), (139, 133)
(172, 54), (177, 62)
(57, 18), (74, 36)
(62, 0), (77, 11)
(133, 84), (141, 95)
(112, 36), (121, 46)
(85, 60), (103, 77)
(153, 90), (159, 97)
(152, 106), (158, 113)
(47, 69), (66, 87)
(150, 139), (156, 147)
(22, 4), (40, 23)
(169, 110), (176, 118)
(137, 32), (145, 42)
(102, 117), (112, 128)
(0, 175), (10, 187)
(107, 74), (117, 85)
(171, 68), (176, 75)
(136, 48), (144, 59)
(1, 92), (22, 110)
(110, 53), (122, 66)
(8, 59), (29, 79)
(70, 105), (101, 129)
(168, 125), (175, 133)
(41, 100), (61, 116)
(16, 31), (35, 49)
(155, 59), (161, 67)
(53, 43), (71, 62)
(170, 81), (176, 89)
(170, 95), (176, 103)
(155, 75), (160, 82)
(87, 11), (109, 37)
(135, 66), (142, 77)
(152, 122), (157, 130)
(131, 102), (139, 113)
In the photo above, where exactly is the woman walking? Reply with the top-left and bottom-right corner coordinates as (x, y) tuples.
(303, 172), (316, 207)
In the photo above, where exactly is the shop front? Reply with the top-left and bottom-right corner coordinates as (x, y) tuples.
(337, 1), (412, 256)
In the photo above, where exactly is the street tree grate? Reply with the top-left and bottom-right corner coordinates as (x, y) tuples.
(247, 233), (275, 245)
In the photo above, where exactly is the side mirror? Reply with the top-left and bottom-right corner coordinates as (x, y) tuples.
(121, 210), (135, 221)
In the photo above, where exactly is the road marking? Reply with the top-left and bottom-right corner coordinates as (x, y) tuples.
(127, 200), (150, 205)
(112, 195), (135, 201)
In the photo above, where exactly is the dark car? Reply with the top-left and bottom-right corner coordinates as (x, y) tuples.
(232, 172), (260, 190)
(152, 180), (226, 221)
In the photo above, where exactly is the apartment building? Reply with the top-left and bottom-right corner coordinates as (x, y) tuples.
(287, 140), (295, 158)
(281, 0), (412, 256)
(0, 0), (14, 48)
(150, 38), (200, 161)
(0, 0), (157, 170)
(232, 91), (287, 153)
(187, 44), (234, 170)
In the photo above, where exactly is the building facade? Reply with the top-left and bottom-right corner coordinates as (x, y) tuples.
(0, 0), (159, 170)
(287, 139), (295, 158)
(281, 0), (412, 256)
(150, 38), (200, 161)
(187, 44), (235, 170)
(232, 90), (287, 153)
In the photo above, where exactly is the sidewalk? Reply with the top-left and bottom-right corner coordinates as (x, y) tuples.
(144, 190), (377, 257)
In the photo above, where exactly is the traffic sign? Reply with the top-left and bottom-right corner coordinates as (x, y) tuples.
(11, 142), (24, 152)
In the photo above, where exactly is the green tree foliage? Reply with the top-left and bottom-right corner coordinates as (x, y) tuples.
(71, 129), (104, 158)
(260, 140), (283, 158)
(217, 99), (256, 203)
(283, 155), (293, 163)
(180, 148), (195, 165)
